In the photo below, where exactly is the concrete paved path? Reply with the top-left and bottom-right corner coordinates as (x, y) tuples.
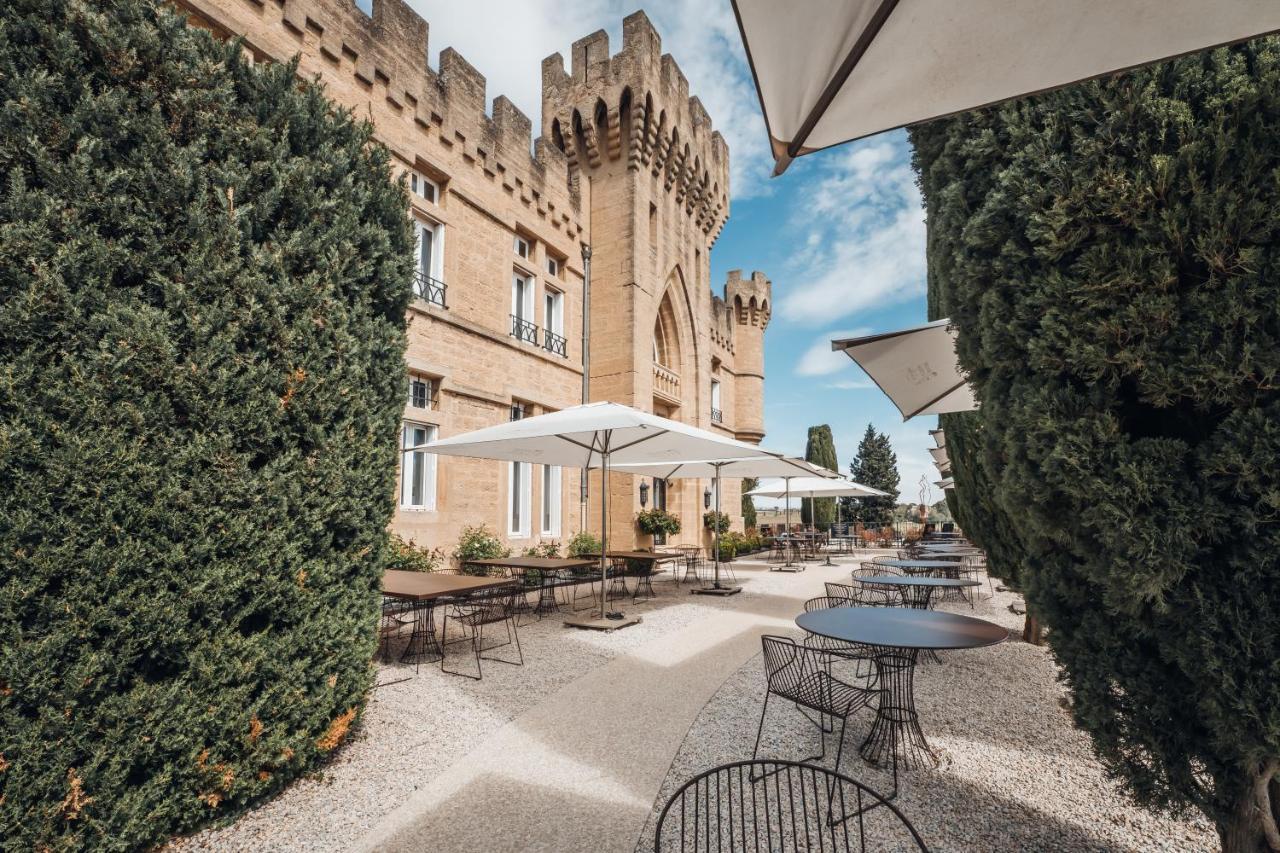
(356, 559), (852, 853)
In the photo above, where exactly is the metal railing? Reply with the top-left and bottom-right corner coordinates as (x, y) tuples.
(511, 314), (539, 344)
(412, 270), (447, 307)
(543, 328), (567, 357)
(710, 408), (723, 423)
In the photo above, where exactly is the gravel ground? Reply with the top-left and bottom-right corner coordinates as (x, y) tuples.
(168, 553), (1218, 852)
(634, 572), (1218, 853)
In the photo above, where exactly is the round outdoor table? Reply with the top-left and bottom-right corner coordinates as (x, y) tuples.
(795, 607), (1007, 771)
(873, 558), (963, 576)
(854, 575), (979, 610)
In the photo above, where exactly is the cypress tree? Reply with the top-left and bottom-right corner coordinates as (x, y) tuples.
(911, 37), (1280, 850)
(0, 2), (412, 848)
(741, 477), (758, 529)
(846, 424), (899, 524)
(800, 424), (837, 527)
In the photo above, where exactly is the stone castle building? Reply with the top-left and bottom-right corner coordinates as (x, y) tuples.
(177, 0), (771, 554)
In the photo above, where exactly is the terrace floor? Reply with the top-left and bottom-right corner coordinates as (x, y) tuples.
(171, 552), (1217, 853)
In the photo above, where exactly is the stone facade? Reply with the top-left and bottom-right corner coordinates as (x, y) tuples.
(177, 0), (770, 556)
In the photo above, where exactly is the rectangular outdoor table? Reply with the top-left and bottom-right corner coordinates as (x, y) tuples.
(462, 557), (596, 616)
(381, 571), (518, 666)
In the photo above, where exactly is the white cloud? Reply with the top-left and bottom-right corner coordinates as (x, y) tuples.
(825, 378), (875, 390)
(794, 327), (869, 376)
(777, 133), (927, 325)
(408, 0), (774, 199)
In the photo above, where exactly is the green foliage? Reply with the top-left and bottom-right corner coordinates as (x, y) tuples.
(801, 425), (838, 527)
(741, 477), (758, 529)
(454, 525), (510, 574)
(703, 511), (731, 535)
(565, 531), (602, 558)
(844, 425), (899, 523)
(385, 535), (445, 573)
(717, 533), (739, 562)
(522, 541), (560, 558)
(635, 508), (681, 536)
(0, 2), (413, 847)
(909, 37), (1280, 844)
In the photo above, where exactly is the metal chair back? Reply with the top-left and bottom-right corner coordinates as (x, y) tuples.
(654, 759), (929, 852)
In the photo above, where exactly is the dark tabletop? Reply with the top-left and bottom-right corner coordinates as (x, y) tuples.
(382, 571), (516, 601)
(855, 575), (980, 588)
(874, 559), (969, 570)
(463, 557), (595, 571)
(584, 551), (681, 562)
(796, 607), (1008, 651)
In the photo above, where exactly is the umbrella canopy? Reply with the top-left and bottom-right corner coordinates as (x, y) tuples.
(929, 446), (949, 466)
(935, 477), (955, 490)
(930, 428), (945, 448)
(612, 457), (828, 481)
(732, 0), (1280, 174)
(832, 319), (977, 420)
(418, 402), (778, 467)
(416, 402), (784, 620)
(747, 476), (886, 499)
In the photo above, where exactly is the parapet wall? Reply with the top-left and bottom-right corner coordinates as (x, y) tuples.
(185, 0), (584, 235)
(540, 11), (731, 243)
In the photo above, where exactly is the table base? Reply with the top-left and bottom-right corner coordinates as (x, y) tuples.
(398, 603), (443, 665)
(861, 649), (939, 771)
(691, 584), (742, 596)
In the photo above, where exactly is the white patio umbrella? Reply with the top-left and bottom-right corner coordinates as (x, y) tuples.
(748, 475), (888, 566)
(732, 0), (1280, 174)
(413, 402), (785, 624)
(929, 446), (949, 467)
(935, 477), (955, 490)
(832, 319), (977, 420)
(930, 428), (945, 448)
(613, 457), (829, 594)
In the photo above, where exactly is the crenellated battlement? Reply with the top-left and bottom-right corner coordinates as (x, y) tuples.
(725, 269), (772, 330)
(540, 11), (731, 243)
(185, 0), (584, 234)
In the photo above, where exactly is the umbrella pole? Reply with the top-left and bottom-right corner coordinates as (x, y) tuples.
(824, 491), (836, 566)
(690, 463), (741, 596)
(600, 435), (610, 620)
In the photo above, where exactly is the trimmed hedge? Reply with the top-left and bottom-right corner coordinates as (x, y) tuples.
(0, 1), (412, 848)
(911, 37), (1280, 849)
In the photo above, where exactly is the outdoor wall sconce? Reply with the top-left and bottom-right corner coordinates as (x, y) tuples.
(639, 479), (649, 508)
(703, 486), (713, 510)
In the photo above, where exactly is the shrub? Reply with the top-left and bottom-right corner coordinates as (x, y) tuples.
(385, 535), (445, 573)
(635, 508), (681, 537)
(911, 37), (1280, 847)
(0, 2), (412, 847)
(522, 541), (560, 558)
(454, 525), (510, 574)
(703, 511), (731, 535)
(565, 531), (602, 557)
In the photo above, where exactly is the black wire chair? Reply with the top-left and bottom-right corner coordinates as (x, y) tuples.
(440, 585), (523, 680)
(752, 635), (877, 776)
(654, 759), (929, 852)
(802, 596), (878, 682)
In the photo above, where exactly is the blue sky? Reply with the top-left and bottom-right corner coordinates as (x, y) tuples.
(411, 0), (940, 503)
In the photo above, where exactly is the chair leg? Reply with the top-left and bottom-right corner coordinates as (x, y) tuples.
(751, 692), (772, 763)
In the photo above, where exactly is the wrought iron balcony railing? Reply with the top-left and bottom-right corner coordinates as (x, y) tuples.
(412, 269), (447, 308)
(511, 314), (539, 344)
(542, 328), (568, 357)
(711, 408), (723, 424)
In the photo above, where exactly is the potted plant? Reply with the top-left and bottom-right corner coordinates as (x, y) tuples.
(702, 510), (731, 535)
(635, 508), (681, 540)
(566, 530), (602, 557)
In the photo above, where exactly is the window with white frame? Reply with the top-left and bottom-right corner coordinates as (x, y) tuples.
(408, 169), (438, 204)
(417, 216), (448, 289)
(400, 422), (437, 509)
(547, 256), (561, 278)
(541, 465), (561, 536)
(514, 235), (530, 259)
(509, 461), (532, 537)
(710, 379), (723, 422)
(544, 287), (564, 336)
(511, 271), (535, 342)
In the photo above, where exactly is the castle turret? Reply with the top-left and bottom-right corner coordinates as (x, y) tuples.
(725, 270), (770, 444)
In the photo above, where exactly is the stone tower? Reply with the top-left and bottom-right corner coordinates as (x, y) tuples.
(542, 12), (737, 545)
(725, 270), (771, 444)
